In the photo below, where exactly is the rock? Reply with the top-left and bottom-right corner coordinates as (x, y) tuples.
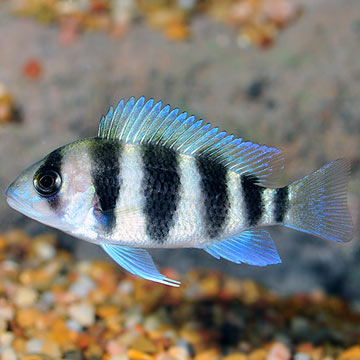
(249, 349), (267, 360)
(168, 346), (190, 360)
(76, 332), (95, 350)
(96, 305), (119, 319)
(12, 337), (26, 353)
(14, 287), (38, 308)
(41, 339), (61, 358)
(0, 332), (14, 346)
(223, 354), (248, 360)
(26, 338), (44, 354)
(1, 347), (17, 360)
(127, 349), (154, 360)
(66, 319), (82, 333)
(267, 343), (291, 360)
(34, 241), (56, 261)
(109, 355), (129, 360)
(22, 59), (42, 80)
(63, 350), (83, 360)
(69, 275), (95, 298)
(0, 84), (17, 124)
(16, 308), (41, 328)
(117, 280), (134, 294)
(106, 340), (125, 356)
(68, 302), (95, 327)
(49, 318), (73, 346)
(291, 317), (310, 339)
(22, 355), (46, 360)
(0, 302), (14, 321)
(143, 315), (161, 332)
(294, 354), (311, 360)
(194, 349), (219, 360)
(131, 336), (157, 354)
(176, 338), (194, 357)
(339, 346), (360, 360)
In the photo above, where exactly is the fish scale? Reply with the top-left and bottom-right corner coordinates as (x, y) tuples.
(6, 96), (354, 287)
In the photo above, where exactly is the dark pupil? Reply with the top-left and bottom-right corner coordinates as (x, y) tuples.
(39, 175), (54, 189)
(34, 169), (61, 197)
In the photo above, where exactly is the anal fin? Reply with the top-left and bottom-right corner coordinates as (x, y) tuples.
(200, 230), (281, 266)
(101, 243), (180, 287)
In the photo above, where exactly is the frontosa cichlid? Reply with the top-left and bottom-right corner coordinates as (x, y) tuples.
(6, 97), (353, 286)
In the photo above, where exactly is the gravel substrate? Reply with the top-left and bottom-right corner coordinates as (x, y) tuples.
(0, 230), (359, 360)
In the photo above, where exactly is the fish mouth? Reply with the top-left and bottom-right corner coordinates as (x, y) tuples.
(5, 184), (34, 216)
(6, 191), (29, 213)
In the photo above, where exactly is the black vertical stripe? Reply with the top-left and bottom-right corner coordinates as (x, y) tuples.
(241, 174), (264, 226)
(142, 144), (180, 243)
(196, 155), (229, 238)
(274, 186), (289, 223)
(89, 138), (122, 233)
(35, 148), (63, 211)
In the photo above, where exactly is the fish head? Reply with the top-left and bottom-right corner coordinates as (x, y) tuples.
(5, 142), (95, 233)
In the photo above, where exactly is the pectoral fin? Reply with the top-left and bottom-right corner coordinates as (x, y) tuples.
(199, 229), (281, 266)
(101, 243), (180, 287)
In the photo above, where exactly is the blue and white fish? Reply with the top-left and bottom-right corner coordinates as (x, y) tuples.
(5, 97), (353, 286)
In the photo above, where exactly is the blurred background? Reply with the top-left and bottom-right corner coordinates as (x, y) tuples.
(0, 0), (359, 302)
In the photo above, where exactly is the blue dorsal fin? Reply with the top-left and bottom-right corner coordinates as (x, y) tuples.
(199, 230), (281, 266)
(101, 243), (180, 287)
(97, 96), (285, 186)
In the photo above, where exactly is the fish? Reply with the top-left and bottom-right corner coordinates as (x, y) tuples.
(5, 96), (353, 286)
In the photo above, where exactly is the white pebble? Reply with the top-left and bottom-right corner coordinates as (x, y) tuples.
(295, 354), (311, 360)
(69, 275), (95, 298)
(117, 280), (133, 294)
(109, 355), (129, 360)
(77, 261), (92, 274)
(40, 291), (54, 305)
(34, 241), (56, 260)
(0, 304), (14, 321)
(178, 0), (196, 9)
(1, 347), (17, 360)
(68, 302), (95, 327)
(26, 338), (43, 354)
(143, 315), (160, 331)
(66, 319), (82, 332)
(0, 332), (14, 346)
(14, 287), (38, 307)
(124, 309), (142, 329)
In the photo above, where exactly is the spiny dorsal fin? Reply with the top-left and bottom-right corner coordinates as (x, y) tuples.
(98, 96), (285, 187)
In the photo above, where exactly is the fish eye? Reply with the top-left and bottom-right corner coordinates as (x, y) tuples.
(33, 169), (62, 197)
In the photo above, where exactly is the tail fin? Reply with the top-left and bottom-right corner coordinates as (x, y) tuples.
(284, 159), (353, 242)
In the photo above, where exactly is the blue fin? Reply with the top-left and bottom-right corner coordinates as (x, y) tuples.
(284, 159), (353, 242)
(101, 243), (180, 287)
(97, 96), (284, 187)
(200, 230), (281, 266)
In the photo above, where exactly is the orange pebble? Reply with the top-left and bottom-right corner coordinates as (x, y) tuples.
(194, 349), (220, 360)
(16, 308), (42, 328)
(23, 59), (42, 80)
(49, 318), (72, 345)
(97, 305), (119, 318)
(128, 349), (155, 360)
(165, 22), (190, 41)
(76, 332), (95, 349)
(339, 346), (360, 360)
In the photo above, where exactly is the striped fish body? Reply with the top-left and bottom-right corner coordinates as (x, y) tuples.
(6, 97), (353, 286)
(63, 139), (286, 249)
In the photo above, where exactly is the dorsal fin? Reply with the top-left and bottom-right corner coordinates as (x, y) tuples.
(98, 96), (285, 187)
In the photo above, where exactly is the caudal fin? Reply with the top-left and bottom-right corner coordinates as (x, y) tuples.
(284, 159), (353, 242)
